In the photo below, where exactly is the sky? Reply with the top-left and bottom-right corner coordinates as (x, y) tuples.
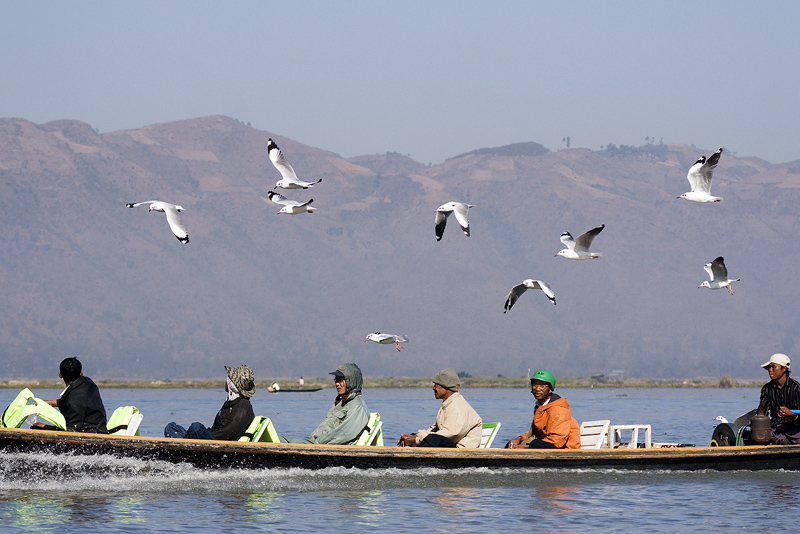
(1, 1), (799, 165)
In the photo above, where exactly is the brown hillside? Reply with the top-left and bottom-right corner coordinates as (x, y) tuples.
(1, 115), (798, 381)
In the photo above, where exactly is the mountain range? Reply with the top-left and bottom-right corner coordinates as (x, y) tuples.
(1, 115), (799, 381)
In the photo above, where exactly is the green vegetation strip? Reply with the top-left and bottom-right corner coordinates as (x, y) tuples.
(1, 375), (762, 389)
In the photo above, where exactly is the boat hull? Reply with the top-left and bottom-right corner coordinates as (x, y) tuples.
(2, 427), (799, 471)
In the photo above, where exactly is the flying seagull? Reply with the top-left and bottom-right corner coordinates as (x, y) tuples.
(364, 332), (409, 352)
(699, 256), (740, 295)
(435, 202), (473, 241)
(678, 148), (723, 202)
(268, 138), (322, 190)
(126, 201), (189, 243)
(504, 279), (556, 313)
(265, 190), (315, 214)
(555, 224), (604, 259)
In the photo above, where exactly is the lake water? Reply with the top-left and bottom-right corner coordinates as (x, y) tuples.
(2, 386), (799, 532)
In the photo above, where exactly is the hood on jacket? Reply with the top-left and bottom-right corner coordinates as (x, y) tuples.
(332, 363), (363, 399)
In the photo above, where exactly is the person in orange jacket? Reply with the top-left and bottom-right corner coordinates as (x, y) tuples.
(505, 369), (581, 449)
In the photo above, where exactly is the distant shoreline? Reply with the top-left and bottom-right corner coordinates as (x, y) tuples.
(0, 376), (763, 390)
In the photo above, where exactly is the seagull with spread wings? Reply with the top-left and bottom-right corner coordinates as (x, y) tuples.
(699, 256), (739, 294)
(503, 279), (556, 313)
(678, 148), (723, 202)
(268, 138), (322, 190)
(364, 332), (409, 352)
(126, 200), (189, 244)
(265, 190), (315, 214)
(555, 224), (604, 259)
(435, 202), (473, 241)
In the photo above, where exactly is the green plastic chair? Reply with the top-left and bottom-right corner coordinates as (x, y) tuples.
(0, 388), (66, 430)
(480, 422), (502, 448)
(106, 406), (143, 436)
(355, 412), (383, 446)
(239, 416), (280, 443)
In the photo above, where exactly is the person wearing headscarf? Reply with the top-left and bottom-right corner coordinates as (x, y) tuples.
(281, 363), (370, 445)
(164, 365), (256, 440)
(397, 368), (483, 448)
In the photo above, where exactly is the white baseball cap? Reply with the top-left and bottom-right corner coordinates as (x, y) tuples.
(761, 353), (791, 369)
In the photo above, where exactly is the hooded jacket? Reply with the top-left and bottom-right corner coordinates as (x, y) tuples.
(522, 393), (581, 449)
(57, 376), (108, 433)
(305, 363), (370, 445)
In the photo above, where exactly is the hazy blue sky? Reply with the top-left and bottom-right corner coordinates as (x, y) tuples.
(2, 2), (798, 164)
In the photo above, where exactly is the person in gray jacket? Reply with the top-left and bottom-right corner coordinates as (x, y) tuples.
(281, 363), (370, 445)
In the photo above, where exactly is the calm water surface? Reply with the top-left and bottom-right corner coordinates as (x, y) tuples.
(1, 387), (798, 533)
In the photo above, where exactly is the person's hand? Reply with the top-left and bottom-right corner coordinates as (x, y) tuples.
(505, 436), (524, 448)
(778, 406), (798, 419)
(397, 433), (417, 447)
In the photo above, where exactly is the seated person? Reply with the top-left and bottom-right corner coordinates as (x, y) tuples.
(506, 369), (580, 449)
(757, 353), (800, 445)
(281, 363), (369, 445)
(35, 357), (108, 433)
(397, 368), (482, 448)
(164, 365), (255, 440)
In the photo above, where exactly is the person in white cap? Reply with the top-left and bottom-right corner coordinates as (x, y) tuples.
(757, 353), (800, 445)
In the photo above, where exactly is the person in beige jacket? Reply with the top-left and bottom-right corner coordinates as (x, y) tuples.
(397, 368), (483, 448)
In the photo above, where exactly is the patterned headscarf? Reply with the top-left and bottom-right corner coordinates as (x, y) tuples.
(225, 365), (256, 399)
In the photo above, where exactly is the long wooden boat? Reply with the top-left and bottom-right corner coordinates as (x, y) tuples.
(2, 427), (800, 471)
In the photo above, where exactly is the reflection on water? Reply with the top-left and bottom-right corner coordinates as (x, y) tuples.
(243, 491), (283, 522)
(335, 490), (386, 521)
(430, 487), (482, 515)
(529, 485), (579, 515)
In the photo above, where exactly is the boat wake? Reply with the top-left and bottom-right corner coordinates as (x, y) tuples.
(1, 450), (787, 493)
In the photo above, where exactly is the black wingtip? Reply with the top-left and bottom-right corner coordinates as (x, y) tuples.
(125, 203), (135, 208)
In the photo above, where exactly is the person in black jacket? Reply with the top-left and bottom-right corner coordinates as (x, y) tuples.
(164, 365), (256, 440)
(35, 357), (108, 433)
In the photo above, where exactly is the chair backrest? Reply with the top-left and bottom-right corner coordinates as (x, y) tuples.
(480, 422), (501, 448)
(126, 413), (144, 436)
(355, 412), (383, 446)
(239, 416), (280, 443)
(107, 406), (141, 435)
(580, 420), (611, 449)
(1, 388), (66, 430)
